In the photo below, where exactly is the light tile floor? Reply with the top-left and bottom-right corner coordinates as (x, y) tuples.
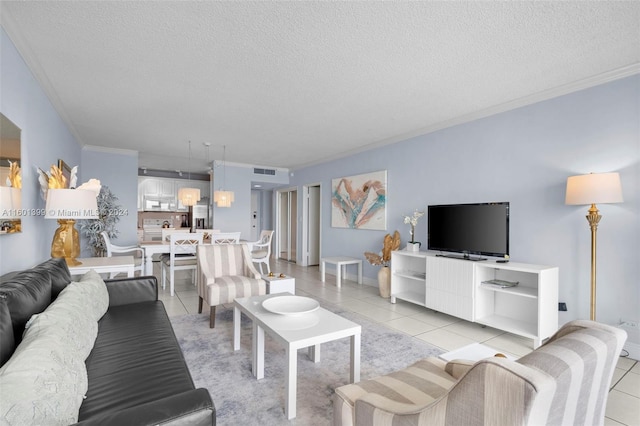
(151, 259), (640, 426)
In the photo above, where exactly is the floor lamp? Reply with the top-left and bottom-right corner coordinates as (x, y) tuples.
(565, 172), (623, 321)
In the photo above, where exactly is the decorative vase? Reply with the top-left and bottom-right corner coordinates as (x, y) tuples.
(378, 266), (391, 298)
(406, 242), (421, 252)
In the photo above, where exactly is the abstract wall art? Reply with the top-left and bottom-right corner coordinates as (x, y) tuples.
(331, 170), (387, 230)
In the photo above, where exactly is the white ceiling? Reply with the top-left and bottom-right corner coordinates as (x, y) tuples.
(1, 1), (639, 174)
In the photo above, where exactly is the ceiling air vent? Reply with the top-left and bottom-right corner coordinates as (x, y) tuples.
(254, 168), (276, 176)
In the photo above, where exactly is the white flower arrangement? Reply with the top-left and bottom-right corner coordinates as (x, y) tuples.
(403, 210), (424, 244)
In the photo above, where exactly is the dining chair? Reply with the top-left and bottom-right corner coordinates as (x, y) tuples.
(160, 232), (204, 296)
(210, 232), (241, 244)
(246, 230), (274, 274)
(194, 229), (220, 243)
(100, 231), (144, 278)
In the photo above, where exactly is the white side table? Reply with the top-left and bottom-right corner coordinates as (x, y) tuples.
(68, 256), (135, 278)
(263, 274), (295, 294)
(320, 256), (362, 288)
(439, 343), (517, 362)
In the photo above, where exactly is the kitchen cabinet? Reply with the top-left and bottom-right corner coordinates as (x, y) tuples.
(139, 177), (210, 211)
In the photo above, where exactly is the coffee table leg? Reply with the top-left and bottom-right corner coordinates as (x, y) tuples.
(350, 333), (361, 383)
(252, 323), (265, 379)
(357, 261), (362, 284)
(233, 306), (241, 351)
(285, 346), (297, 419)
(308, 344), (321, 363)
(321, 260), (325, 282)
(252, 324), (265, 379)
(336, 263), (342, 288)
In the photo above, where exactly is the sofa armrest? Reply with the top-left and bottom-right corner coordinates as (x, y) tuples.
(74, 388), (215, 426)
(104, 276), (158, 307)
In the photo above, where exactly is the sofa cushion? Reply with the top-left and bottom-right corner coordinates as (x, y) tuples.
(79, 301), (195, 421)
(0, 298), (14, 366)
(0, 269), (52, 346)
(31, 257), (72, 300)
(0, 277), (99, 425)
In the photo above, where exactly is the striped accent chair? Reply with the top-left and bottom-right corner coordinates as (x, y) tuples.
(333, 320), (626, 426)
(197, 243), (266, 328)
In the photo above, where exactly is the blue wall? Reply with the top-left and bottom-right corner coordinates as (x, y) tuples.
(81, 146), (139, 250)
(291, 75), (639, 330)
(0, 28), (82, 271)
(0, 28), (140, 269)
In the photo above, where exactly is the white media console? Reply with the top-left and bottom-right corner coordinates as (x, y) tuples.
(390, 251), (559, 348)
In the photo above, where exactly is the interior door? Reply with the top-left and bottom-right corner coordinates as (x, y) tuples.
(277, 189), (297, 262)
(306, 185), (320, 265)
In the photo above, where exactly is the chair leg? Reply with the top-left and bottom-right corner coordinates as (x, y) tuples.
(198, 296), (203, 314)
(209, 306), (216, 328)
(161, 264), (166, 290)
(170, 266), (175, 297)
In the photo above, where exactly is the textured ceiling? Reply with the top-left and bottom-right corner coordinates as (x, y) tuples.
(1, 1), (639, 173)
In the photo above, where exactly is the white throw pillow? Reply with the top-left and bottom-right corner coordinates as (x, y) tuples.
(66, 270), (109, 321)
(0, 270), (109, 425)
(0, 311), (89, 425)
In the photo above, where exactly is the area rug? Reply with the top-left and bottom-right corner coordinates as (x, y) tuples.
(170, 302), (443, 425)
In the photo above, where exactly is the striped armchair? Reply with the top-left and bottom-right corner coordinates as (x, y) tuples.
(333, 320), (626, 426)
(197, 243), (266, 328)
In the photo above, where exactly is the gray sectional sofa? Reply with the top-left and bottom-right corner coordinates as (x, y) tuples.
(0, 258), (215, 425)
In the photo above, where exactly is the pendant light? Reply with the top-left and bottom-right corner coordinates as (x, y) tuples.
(214, 145), (234, 207)
(178, 141), (200, 207)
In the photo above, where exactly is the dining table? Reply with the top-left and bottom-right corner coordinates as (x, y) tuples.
(139, 241), (170, 276)
(139, 231), (245, 276)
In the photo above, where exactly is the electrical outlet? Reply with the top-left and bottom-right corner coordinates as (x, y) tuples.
(620, 319), (639, 328)
(558, 302), (567, 311)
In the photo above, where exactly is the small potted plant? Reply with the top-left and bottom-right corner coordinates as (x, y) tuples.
(403, 210), (424, 252)
(364, 230), (401, 298)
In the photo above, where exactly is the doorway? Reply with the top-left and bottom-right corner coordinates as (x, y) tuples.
(277, 188), (297, 262)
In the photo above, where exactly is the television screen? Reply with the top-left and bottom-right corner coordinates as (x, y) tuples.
(427, 202), (509, 260)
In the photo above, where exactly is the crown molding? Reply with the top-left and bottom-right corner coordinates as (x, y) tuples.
(295, 65), (640, 170)
(83, 144), (138, 157)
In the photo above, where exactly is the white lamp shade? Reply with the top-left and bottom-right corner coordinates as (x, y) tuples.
(565, 172), (623, 205)
(178, 187), (201, 206)
(214, 190), (235, 207)
(0, 187), (21, 218)
(45, 189), (99, 219)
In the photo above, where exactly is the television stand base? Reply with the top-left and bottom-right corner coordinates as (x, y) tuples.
(435, 253), (487, 261)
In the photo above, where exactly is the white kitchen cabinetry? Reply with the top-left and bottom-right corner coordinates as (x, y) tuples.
(390, 251), (558, 348)
(138, 177), (210, 211)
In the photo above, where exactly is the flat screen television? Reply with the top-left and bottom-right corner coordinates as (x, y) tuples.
(427, 202), (509, 261)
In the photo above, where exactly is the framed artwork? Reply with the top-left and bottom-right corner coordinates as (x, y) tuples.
(58, 159), (71, 188)
(331, 170), (387, 230)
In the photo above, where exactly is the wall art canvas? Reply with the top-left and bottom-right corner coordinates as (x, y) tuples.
(331, 170), (387, 230)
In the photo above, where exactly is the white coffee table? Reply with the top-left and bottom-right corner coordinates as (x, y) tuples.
(233, 293), (361, 419)
(67, 256), (135, 278)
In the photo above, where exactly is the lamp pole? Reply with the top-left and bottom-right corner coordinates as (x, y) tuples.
(586, 203), (601, 321)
